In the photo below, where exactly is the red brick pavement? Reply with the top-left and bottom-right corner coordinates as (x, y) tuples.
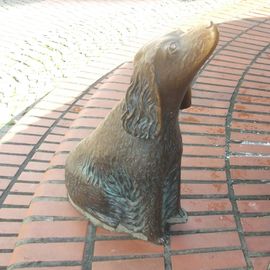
(1, 1), (270, 270)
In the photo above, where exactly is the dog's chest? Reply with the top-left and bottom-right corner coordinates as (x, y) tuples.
(162, 122), (182, 165)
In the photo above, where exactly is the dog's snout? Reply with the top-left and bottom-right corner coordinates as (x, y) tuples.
(206, 21), (214, 29)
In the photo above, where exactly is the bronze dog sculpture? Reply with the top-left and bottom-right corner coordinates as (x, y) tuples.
(65, 23), (219, 244)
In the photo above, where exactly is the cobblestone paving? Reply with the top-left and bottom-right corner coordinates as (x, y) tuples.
(0, 0), (239, 132)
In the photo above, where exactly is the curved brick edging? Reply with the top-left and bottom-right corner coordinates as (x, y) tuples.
(7, 63), (134, 270)
(4, 1), (270, 269)
(0, 64), (108, 268)
(0, 0), (241, 129)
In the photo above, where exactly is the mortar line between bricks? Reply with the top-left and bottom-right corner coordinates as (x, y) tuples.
(183, 144), (225, 148)
(243, 72), (270, 80)
(0, 141), (36, 146)
(94, 235), (137, 241)
(31, 197), (68, 202)
(0, 90), (53, 140)
(181, 195), (229, 199)
(192, 87), (233, 95)
(240, 213), (270, 218)
(249, 252), (270, 258)
(195, 79), (240, 86)
(181, 132), (225, 137)
(82, 223), (96, 270)
(232, 119), (270, 125)
(243, 77), (270, 84)
(7, 261), (82, 270)
(188, 104), (228, 109)
(230, 166), (270, 170)
(244, 65), (270, 72)
(0, 63), (125, 207)
(183, 134), (225, 141)
(224, 22), (270, 269)
(78, 115), (105, 119)
(235, 100), (270, 108)
(96, 88), (126, 93)
(0, 249), (15, 253)
(90, 97), (121, 102)
(245, 232), (270, 237)
(230, 129), (270, 136)
(235, 85), (270, 93)
(8, 191), (34, 196)
(164, 237), (172, 270)
(92, 253), (163, 262)
(233, 180), (270, 184)
(57, 138), (82, 143)
(181, 112), (226, 118)
(22, 216), (84, 223)
(206, 62), (247, 72)
(170, 246), (242, 256)
(15, 237), (85, 247)
(190, 95), (232, 102)
(69, 126), (96, 130)
(169, 228), (237, 236)
(235, 195), (270, 200)
(181, 167), (225, 171)
(182, 155), (225, 159)
(43, 180), (65, 184)
(0, 152), (27, 156)
(0, 234), (18, 237)
(217, 51), (256, 60)
(182, 180), (227, 184)
(232, 152), (270, 158)
(186, 211), (234, 216)
(212, 268), (247, 270)
(15, 131), (57, 137)
(1, 205), (29, 209)
(234, 109), (270, 116)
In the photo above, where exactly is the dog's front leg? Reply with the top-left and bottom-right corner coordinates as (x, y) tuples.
(147, 192), (168, 245)
(162, 165), (188, 226)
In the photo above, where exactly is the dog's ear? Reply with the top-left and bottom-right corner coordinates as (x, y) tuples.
(180, 85), (192, 110)
(122, 64), (161, 139)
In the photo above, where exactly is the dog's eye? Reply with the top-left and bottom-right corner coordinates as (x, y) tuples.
(168, 42), (178, 54)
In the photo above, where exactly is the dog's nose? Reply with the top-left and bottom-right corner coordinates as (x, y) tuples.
(206, 21), (214, 29)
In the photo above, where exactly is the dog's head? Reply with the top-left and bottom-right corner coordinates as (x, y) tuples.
(122, 23), (219, 139)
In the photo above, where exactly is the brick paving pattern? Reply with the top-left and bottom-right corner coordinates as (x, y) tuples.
(0, 0), (238, 130)
(1, 0), (270, 269)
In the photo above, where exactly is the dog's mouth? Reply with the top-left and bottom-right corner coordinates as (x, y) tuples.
(206, 21), (214, 29)
(205, 22), (219, 55)
(182, 22), (219, 71)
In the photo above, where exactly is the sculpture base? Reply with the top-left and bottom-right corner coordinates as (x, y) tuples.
(68, 194), (188, 244)
(68, 194), (147, 241)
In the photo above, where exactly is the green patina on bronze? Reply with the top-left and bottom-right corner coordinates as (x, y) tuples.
(65, 23), (219, 244)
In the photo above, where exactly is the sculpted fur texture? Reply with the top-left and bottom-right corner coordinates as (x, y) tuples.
(65, 23), (219, 244)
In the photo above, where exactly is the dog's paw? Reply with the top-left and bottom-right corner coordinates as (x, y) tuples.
(166, 208), (188, 224)
(156, 235), (169, 245)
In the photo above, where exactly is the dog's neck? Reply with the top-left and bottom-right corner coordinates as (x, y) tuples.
(161, 110), (180, 138)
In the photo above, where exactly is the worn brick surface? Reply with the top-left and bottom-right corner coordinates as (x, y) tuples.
(92, 258), (165, 270)
(94, 240), (163, 257)
(1, 1), (270, 270)
(171, 251), (246, 270)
